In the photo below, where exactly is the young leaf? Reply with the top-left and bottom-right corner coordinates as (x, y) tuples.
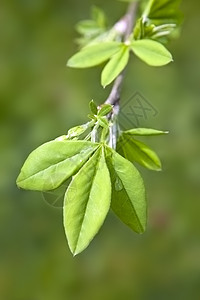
(75, 6), (106, 37)
(143, 0), (182, 24)
(98, 104), (113, 116)
(67, 122), (93, 139)
(91, 6), (107, 28)
(123, 128), (169, 136)
(64, 146), (111, 255)
(131, 39), (173, 66)
(117, 134), (162, 171)
(101, 44), (130, 87)
(106, 147), (146, 233)
(88, 114), (96, 121)
(89, 100), (98, 115)
(75, 20), (103, 36)
(67, 42), (121, 68)
(134, 0), (183, 43)
(16, 141), (99, 191)
(98, 116), (109, 128)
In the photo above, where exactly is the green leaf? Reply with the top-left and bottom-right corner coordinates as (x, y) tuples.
(16, 141), (99, 191)
(143, 0), (182, 24)
(98, 104), (113, 116)
(91, 6), (107, 28)
(88, 114), (96, 121)
(67, 122), (93, 139)
(55, 135), (68, 141)
(98, 116), (109, 128)
(67, 42), (121, 68)
(117, 134), (162, 171)
(64, 146), (111, 255)
(131, 39), (173, 66)
(133, 18), (144, 40)
(89, 100), (98, 115)
(75, 20), (103, 36)
(123, 128), (169, 136)
(76, 6), (106, 36)
(101, 44), (130, 87)
(134, 0), (183, 43)
(106, 147), (146, 233)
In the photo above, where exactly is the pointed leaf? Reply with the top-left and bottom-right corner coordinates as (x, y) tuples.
(98, 104), (113, 116)
(101, 44), (130, 87)
(89, 100), (98, 115)
(64, 146), (111, 255)
(131, 39), (173, 66)
(118, 134), (162, 171)
(67, 42), (121, 68)
(17, 141), (99, 191)
(123, 128), (169, 136)
(106, 147), (146, 233)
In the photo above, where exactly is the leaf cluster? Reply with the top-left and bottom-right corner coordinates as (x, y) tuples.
(134, 0), (183, 44)
(17, 101), (167, 255)
(75, 6), (108, 47)
(67, 0), (182, 87)
(16, 0), (182, 255)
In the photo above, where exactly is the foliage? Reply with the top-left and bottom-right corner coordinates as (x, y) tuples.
(134, 0), (183, 43)
(17, 101), (166, 255)
(67, 0), (182, 87)
(17, 0), (182, 255)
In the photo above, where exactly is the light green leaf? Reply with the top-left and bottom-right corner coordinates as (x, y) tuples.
(55, 135), (68, 141)
(106, 147), (146, 233)
(123, 128), (169, 136)
(76, 6), (106, 36)
(67, 42), (121, 68)
(131, 39), (172, 66)
(88, 114), (96, 120)
(117, 134), (162, 171)
(98, 116), (109, 128)
(101, 44), (130, 87)
(75, 20), (103, 36)
(67, 122), (93, 139)
(98, 104), (113, 116)
(89, 100), (98, 115)
(91, 6), (107, 28)
(64, 146), (111, 255)
(16, 141), (99, 191)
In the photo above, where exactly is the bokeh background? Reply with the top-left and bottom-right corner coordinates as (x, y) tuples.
(1, 0), (200, 299)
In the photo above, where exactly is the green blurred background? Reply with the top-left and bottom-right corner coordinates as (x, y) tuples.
(1, 0), (200, 299)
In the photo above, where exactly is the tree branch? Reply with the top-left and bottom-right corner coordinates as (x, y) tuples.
(105, 2), (139, 107)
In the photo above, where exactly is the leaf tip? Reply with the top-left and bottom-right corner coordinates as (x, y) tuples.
(16, 181), (20, 188)
(66, 60), (73, 67)
(16, 176), (22, 188)
(101, 77), (106, 89)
